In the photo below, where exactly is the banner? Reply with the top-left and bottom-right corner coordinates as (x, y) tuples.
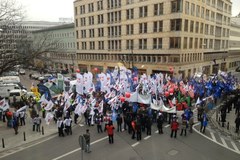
(45, 112), (54, 125)
(137, 94), (151, 104)
(0, 99), (9, 111)
(44, 100), (54, 111)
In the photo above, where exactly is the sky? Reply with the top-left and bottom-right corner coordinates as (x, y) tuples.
(17, 0), (240, 22)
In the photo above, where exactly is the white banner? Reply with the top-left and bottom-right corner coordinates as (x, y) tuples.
(45, 112), (54, 125)
(137, 94), (151, 104)
(45, 100), (54, 111)
(0, 99), (9, 111)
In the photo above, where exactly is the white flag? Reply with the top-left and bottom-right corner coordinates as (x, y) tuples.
(45, 112), (54, 125)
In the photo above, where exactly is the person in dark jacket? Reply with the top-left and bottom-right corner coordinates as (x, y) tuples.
(116, 114), (122, 132)
(146, 117), (152, 135)
(83, 129), (91, 153)
(235, 113), (240, 133)
(157, 113), (164, 134)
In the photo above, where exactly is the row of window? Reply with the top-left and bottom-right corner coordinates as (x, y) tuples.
(76, 37), (228, 51)
(76, 20), (229, 38)
(48, 32), (75, 38)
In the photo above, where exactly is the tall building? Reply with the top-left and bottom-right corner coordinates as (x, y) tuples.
(74, 0), (236, 78)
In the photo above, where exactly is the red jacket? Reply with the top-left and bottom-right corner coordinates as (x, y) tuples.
(171, 121), (179, 131)
(106, 125), (115, 135)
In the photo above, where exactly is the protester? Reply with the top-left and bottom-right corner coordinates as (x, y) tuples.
(57, 118), (64, 137)
(235, 113), (240, 133)
(116, 114), (122, 132)
(19, 111), (26, 126)
(180, 116), (187, 136)
(64, 116), (72, 135)
(12, 116), (19, 135)
(170, 118), (179, 138)
(157, 113), (164, 134)
(105, 121), (115, 144)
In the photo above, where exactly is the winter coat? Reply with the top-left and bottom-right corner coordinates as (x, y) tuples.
(171, 121), (179, 131)
(106, 125), (115, 135)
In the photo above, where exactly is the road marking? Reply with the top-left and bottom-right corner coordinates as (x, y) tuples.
(155, 130), (158, 133)
(0, 134), (57, 159)
(164, 124), (170, 128)
(193, 123), (240, 155)
(220, 137), (228, 148)
(52, 136), (108, 160)
(79, 124), (84, 127)
(131, 142), (140, 147)
(231, 141), (240, 152)
(210, 132), (217, 142)
(144, 136), (151, 140)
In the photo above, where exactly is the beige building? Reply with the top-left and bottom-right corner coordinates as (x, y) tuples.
(74, 0), (238, 78)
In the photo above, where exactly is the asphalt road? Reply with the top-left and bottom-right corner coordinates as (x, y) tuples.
(1, 123), (239, 160)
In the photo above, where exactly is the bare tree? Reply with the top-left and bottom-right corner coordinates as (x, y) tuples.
(0, 0), (63, 75)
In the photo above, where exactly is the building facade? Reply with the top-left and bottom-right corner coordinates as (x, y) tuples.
(74, 0), (237, 78)
(229, 17), (240, 68)
(32, 23), (77, 72)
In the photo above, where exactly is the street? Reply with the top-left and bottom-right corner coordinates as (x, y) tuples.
(1, 123), (240, 160)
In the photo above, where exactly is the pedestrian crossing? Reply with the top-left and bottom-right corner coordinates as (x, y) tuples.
(193, 123), (240, 154)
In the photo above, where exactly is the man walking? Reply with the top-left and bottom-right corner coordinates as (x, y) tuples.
(64, 116), (72, 135)
(19, 111), (26, 126)
(116, 114), (123, 132)
(83, 129), (91, 153)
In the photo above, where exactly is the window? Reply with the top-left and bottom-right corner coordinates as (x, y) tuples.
(139, 6), (148, 18)
(170, 37), (181, 48)
(88, 3), (94, 12)
(75, 7), (78, 15)
(81, 18), (86, 26)
(209, 39), (213, 49)
(126, 0), (134, 4)
(89, 16), (94, 25)
(81, 30), (86, 38)
(80, 5), (85, 14)
(190, 21), (194, 32)
(126, 39), (134, 50)
(139, 23), (148, 33)
(201, 7), (204, 18)
(196, 5), (200, 17)
(183, 37), (188, 49)
(195, 38), (198, 48)
(205, 24), (208, 35)
(126, 9), (134, 19)
(126, 24), (134, 35)
(90, 41), (95, 50)
(139, 39), (147, 49)
(200, 23), (204, 33)
(153, 38), (162, 49)
(98, 14), (104, 24)
(185, 1), (189, 14)
(171, 19), (182, 31)
(98, 41), (104, 50)
(184, 20), (188, 32)
(97, 1), (103, 10)
(210, 25), (214, 35)
(98, 28), (104, 37)
(75, 19), (78, 27)
(191, 3), (195, 16)
(108, 11), (121, 22)
(81, 42), (87, 50)
(89, 29), (95, 37)
(189, 37), (193, 49)
(76, 31), (79, 39)
(195, 22), (199, 33)
(171, 0), (182, 13)
(206, 9), (210, 20)
(154, 3), (163, 16)
(153, 21), (163, 32)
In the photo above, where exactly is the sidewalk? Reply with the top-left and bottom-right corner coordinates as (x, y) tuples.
(0, 111), (57, 153)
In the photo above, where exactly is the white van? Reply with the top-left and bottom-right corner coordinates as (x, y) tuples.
(0, 76), (20, 83)
(8, 89), (27, 104)
(0, 83), (23, 98)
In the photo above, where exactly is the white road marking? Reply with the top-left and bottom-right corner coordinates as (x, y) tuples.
(131, 142), (140, 147)
(52, 136), (108, 160)
(0, 134), (57, 159)
(231, 141), (240, 152)
(155, 130), (158, 133)
(210, 132), (217, 142)
(164, 124), (170, 128)
(193, 123), (240, 155)
(220, 137), (228, 148)
(79, 124), (84, 127)
(144, 136), (151, 140)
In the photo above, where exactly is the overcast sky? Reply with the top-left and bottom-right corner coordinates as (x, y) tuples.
(17, 0), (240, 22)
